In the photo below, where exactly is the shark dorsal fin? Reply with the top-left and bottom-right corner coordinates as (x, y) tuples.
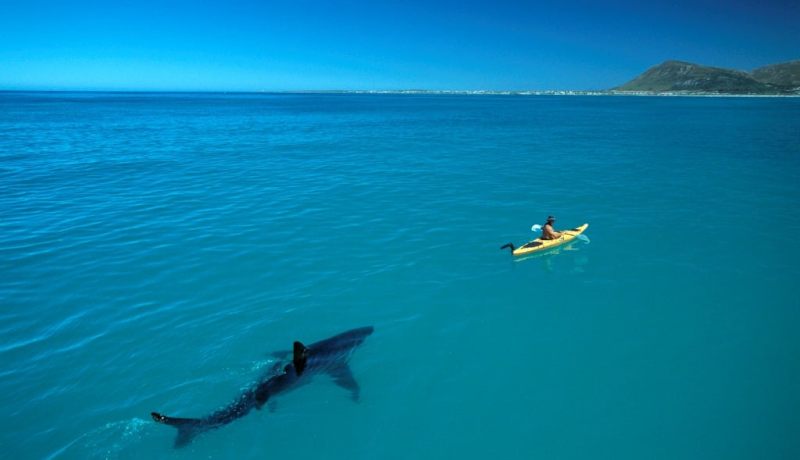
(293, 341), (309, 376)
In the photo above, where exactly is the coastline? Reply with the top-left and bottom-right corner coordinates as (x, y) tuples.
(337, 90), (800, 97)
(1, 89), (798, 97)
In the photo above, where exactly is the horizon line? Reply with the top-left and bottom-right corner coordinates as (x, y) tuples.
(2, 89), (798, 98)
(0, 88), (602, 93)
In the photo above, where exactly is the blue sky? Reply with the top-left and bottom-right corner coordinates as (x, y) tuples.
(0, 0), (797, 91)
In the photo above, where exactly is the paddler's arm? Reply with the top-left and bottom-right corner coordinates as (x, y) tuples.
(543, 225), (561, 239)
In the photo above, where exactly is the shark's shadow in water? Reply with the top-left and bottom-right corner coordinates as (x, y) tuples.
(151, 326), (374, 447)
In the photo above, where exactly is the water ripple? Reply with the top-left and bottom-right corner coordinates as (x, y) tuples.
(1, 93), (799, 460)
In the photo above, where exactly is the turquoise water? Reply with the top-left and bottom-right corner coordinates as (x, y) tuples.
(1, 92), (799, 459)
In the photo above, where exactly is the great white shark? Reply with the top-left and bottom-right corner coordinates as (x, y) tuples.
(151, 326), (373, 447)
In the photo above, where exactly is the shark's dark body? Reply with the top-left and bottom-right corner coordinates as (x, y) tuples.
(151, 326), (373, 447)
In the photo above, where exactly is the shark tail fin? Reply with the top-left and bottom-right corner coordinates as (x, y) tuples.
(293, 341), (309, 375)
(151, 412), (204, 448)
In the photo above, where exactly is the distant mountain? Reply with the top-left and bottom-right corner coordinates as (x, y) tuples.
(614, 60), (800, 94)
(751, 60), (800, 88)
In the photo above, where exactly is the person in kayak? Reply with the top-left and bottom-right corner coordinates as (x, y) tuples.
(541, 216), (562, 240)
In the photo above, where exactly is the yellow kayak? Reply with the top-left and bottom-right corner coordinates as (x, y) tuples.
(501, 223), (589, 256)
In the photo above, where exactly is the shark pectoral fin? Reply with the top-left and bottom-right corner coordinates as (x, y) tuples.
(329, 364), (360, 402)
(293, 341), (309, 376)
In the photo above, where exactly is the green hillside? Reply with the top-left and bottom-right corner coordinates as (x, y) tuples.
(751, 60), (800, 88)
(614, 60), (776, 93)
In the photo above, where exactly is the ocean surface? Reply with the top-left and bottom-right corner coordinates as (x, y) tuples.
(1, 92), (799, 459)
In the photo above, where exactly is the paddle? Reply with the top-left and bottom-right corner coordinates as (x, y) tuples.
(501, 224), (542, 252)
(537, 223), (590, 243)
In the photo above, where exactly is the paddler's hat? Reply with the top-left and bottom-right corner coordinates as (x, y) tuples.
(546, 215), (555, 223)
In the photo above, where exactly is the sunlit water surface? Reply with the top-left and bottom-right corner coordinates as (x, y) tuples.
(1, 93), (798, 459)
